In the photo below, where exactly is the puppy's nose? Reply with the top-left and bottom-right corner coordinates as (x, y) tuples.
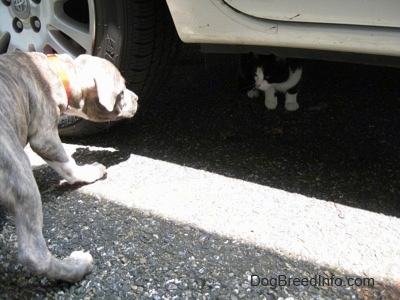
(128, 89), (139, 102)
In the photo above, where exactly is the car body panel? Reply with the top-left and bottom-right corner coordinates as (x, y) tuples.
(166, 0), (400, 59)
(224, 0), (400, 28)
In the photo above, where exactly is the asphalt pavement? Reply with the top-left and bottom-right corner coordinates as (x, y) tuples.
(1, 45), (400, 299)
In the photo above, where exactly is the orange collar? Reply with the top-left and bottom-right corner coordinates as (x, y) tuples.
(47, 54), (71, 101)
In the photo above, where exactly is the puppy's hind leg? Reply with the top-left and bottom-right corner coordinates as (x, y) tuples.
(7, 152), (93, 282)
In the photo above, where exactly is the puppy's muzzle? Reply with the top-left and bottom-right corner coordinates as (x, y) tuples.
(119, 89), (138, 119)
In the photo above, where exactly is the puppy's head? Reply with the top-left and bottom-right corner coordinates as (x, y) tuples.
(66, 55), (138, 122)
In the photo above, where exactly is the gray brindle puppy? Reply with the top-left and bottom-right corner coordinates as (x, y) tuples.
(0, 51), (138, 282)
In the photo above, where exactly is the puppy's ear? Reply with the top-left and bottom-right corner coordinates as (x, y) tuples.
(93, 74), (118, 112)
(75, 55), (124, 112)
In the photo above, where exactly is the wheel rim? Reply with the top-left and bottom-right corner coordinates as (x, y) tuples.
(0, 0), (95, 56)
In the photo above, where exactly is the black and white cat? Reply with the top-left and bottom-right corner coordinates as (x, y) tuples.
(241, 54), (302, 111)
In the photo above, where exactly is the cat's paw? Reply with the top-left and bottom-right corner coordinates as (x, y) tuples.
(264, 88), (277, 110)
(247, 88), (260, 99)
(265, 96), (278, 110)
(264, 98), (278, 110)
(284, 94), (299, 111)
(285, 102), (299, 111)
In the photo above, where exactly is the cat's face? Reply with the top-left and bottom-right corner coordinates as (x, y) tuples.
(254, 65), (271, 91)
(241, 53), (293, 94)
(252, 54), (280, 91)
(252, 54), (292, 91)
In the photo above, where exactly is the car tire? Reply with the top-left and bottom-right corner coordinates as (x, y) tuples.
(58, 0), (180, 136)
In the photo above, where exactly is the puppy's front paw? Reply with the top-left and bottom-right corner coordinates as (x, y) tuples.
(46, 158), (106, 184)
(68, 250), (94, 267)
(78, 162), (106, 183)
(60, 250), (94, 282)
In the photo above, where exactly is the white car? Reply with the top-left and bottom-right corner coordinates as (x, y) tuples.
(168, 0), (400, 65)
(2, 0), (399, 135)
